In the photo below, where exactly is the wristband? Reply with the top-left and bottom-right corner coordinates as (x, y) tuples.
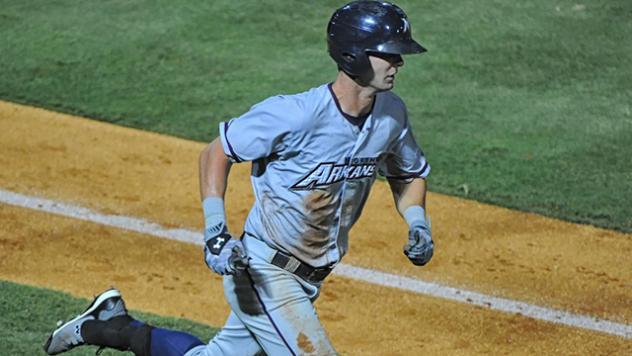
(206, 232), (232, 255)
(403, 205), (426, 228)
(202, 196), (226, 229)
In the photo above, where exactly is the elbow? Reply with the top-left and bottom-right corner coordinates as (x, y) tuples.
(200, 137), (220, 159)
(200, 137), (232, 168)
(199, 138), (218, 169)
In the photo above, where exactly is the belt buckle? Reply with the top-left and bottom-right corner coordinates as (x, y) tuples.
(307, 266), (332, 282)
(305, 269), (318, 282)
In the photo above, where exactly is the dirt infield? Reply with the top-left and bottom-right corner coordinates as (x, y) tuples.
(1, 101), (630, 354)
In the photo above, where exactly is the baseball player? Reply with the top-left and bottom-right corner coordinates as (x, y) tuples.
(44, 1), (434, 355)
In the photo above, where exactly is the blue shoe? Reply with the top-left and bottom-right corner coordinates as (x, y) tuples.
(43, 288), (127, 355)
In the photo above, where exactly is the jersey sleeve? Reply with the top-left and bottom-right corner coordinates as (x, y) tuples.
(378, 117), (430, 180)
(218, 96), (300, 163)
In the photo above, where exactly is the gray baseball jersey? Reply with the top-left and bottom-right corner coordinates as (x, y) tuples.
(219, 83), (429, 268)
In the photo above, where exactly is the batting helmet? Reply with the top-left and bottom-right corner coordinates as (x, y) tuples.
(327, 1), (426, 80)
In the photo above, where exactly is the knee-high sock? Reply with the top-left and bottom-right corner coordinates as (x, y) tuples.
(82, 316), (203, 356)
(82, 316), (152, 355)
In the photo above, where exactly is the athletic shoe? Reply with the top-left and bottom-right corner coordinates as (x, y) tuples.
(43, 288), (127, 355)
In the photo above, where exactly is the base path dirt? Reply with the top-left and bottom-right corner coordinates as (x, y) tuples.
(1, 101), (630, 354)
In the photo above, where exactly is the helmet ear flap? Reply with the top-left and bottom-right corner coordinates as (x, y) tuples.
(342, 52), (356, 63)
(350, 51), (374, 85)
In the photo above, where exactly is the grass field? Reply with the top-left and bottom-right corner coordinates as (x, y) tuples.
(0, 1), (630, 233)
(0, 280), (217, 355)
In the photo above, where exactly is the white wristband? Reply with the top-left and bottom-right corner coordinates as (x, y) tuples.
(403, 205), (426, 228)
(202, 196), (225, 229)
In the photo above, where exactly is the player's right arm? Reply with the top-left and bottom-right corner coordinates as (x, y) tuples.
(199, 137), (231, 200)
(200, 95), (303, 275)
(198, 137), (248, 275)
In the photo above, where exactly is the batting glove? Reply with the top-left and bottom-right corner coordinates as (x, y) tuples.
(204, 223), (249, 275)
(404, 221), (434, 266)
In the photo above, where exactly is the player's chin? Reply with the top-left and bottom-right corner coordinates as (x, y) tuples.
(370, 78), (395, 92)
(381, 81), (395, 91)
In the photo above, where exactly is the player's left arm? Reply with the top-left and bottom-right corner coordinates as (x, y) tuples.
(388, 177), (433, 266)
(380, 99), (432, 265)
(388, 176), (426, 214)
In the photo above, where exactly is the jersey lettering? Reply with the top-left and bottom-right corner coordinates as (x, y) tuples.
(291, 158), (377, 190)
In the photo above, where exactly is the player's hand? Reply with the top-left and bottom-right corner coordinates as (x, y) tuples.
(404, 221), (433, 266)
(204, 223), (249, 275)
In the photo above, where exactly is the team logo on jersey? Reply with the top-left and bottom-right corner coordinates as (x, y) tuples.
(290, 157), (377, 190)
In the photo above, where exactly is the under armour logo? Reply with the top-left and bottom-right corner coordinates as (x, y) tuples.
(207, 233), (230, 255)
(213, 237), (225, 250)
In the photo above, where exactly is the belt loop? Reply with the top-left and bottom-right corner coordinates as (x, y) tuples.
(283, 257), (301, 273)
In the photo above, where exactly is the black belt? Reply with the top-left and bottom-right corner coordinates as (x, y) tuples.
(270, 250), (334, 283)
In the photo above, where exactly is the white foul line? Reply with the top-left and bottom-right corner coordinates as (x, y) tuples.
(0, 188), (630, 339)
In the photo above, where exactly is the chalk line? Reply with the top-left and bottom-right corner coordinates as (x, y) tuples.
(0, 188), (629, 339)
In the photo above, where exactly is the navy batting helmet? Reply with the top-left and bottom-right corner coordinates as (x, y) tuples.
(327, 1), (426, 80)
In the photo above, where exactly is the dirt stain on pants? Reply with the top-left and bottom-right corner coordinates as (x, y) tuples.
(297, 332), (316, 354)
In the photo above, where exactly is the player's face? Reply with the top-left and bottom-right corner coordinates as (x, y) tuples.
(368, 53), (404, 91)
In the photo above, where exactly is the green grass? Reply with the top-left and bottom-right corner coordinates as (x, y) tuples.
(0, 280), (217, 355)
(0, 0), (631, 231)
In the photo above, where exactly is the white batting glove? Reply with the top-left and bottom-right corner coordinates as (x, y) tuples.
(402, 206), (434, 266)
(202, 197), (249, 275)
(404, 221), (434, 266)
(204, 222), (249, 275)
